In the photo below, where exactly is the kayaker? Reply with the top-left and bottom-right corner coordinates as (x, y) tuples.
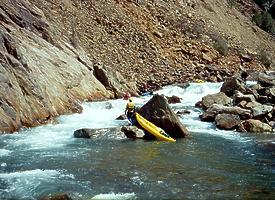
(125, 97), (136, 125)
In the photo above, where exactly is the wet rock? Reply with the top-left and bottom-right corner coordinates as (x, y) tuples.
(116, 114), (127, 120)
(121, 126), (145, 139)
(202, 92), (232, 110)
(195, 100), (203, 108)
(220, 77), (247, 96)
(234, 93), (255, 105)
(200, 104), (252, 122)
(245, 102), (273, 118)
(258, 73), (275, 87)
(166, 95), (181, 104)
(138, 94), (189, 138)
(176, 110), (191, 115)
(239, 119), (273, 133)
(74, 127), (124, 139)
(215, 113), (241, 130)
(39, 193), (72, 200)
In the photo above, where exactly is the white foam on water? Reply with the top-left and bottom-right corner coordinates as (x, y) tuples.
(0, 169), (61, 179)
(91, 192), (136, 200)
(156, 82), (223, 106)
(0, 149), (11, 156)
(0, 169), (75, 199)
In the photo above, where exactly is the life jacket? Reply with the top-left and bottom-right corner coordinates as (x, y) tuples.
(126, 102), (135, 112)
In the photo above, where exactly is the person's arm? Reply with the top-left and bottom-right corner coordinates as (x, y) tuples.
(125, 104), (128, 115)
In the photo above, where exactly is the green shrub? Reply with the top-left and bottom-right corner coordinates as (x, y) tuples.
(258, 48), (273, 67)
(253, 11), (275, 34)
(227, 0), (237, 8)
(211, 35), (229, 56)
(261, 12), (275, 33)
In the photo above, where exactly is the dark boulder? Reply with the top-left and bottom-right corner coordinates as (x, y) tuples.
(215, 114), (241, 130)
(115, 114), (127, 120)
(166, 95), (181, 104)
(138, 94), (189, 138)
(39, 193), (72, 200)
(220, 77), (247, 97)
(176, 110), (191, 115)
(121, 126), (145, 139)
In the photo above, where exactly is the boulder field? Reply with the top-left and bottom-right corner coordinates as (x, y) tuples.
(197, 72), (275, 133)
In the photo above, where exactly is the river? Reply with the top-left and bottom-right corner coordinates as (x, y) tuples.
(0, 83), (274, 200)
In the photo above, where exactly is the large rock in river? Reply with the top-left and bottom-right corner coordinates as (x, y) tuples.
(239, 119), (273, 133)
(138, 94), (189, 138)
(220, 77), (247, 97)
(202, 92), (232, 110)
(215, 113), (241, 130)
(74, 127), (125, 139)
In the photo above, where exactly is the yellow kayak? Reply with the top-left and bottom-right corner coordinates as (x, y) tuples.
(194, 79), (205, 83)
(135, 113), (176, 142)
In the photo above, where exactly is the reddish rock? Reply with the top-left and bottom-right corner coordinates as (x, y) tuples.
(166, 95), (182, 104)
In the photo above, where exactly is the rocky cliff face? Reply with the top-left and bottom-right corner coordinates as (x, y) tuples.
(0, 0), (274, 133)
(0, 0), (135, 133)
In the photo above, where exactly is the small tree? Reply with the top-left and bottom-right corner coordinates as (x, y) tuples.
(227, 0), (237, 8)
(258, 48), (273, 67)
(253, 11), (275, 34)
(261, 12), (275, 33)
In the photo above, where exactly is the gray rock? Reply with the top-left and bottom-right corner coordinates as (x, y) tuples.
(245, 102), (273, 118)
(121, 126), (145, 139)
(202, 92), (232, 110)
(200, 104), (252, 122)
(258, 73), (275, 87)
(74, 127), (124, 139)
(215, 114), (241, 130)
(234, 93), (255, 105)
(239, 119), (273, 133)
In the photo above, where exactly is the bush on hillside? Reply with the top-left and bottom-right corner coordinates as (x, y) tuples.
(253, 11), (275, 34)
(258, 48), (273, 67)
(210, 33), (229, 56)
(227, 0), (237, 8)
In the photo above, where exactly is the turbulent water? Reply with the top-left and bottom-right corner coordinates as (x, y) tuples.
(0, 83), (274, 200)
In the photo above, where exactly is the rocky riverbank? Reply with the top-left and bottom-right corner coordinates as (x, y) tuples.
(197, 71), (275, 133)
